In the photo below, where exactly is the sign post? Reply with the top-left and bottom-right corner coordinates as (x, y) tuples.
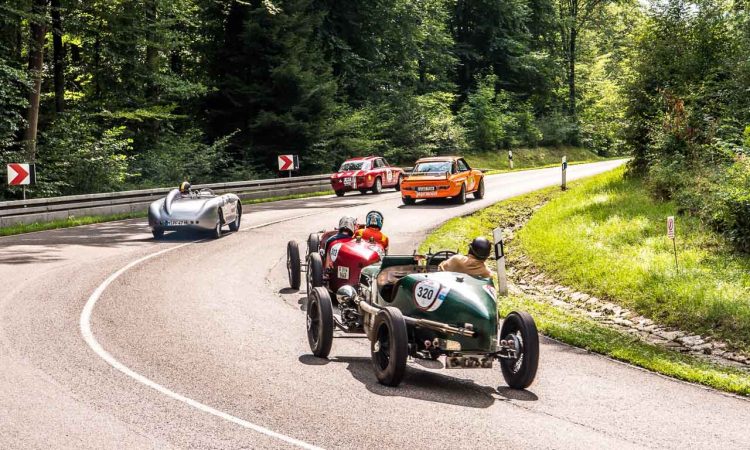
(561, 156), (567, 190)
(508, 150), (513, 170)
(7, 163), (35, 200)
(667, 216), (678, 270)
(492, 227), (508, 296)
(277, 155), (299, 177)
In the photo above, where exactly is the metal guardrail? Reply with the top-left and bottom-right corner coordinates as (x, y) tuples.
(0, 173), (332, 228)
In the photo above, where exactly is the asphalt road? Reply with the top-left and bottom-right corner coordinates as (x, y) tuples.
(2, 159), (749, 449)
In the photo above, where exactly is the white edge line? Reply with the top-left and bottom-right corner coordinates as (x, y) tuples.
(80, 216), (323, 450)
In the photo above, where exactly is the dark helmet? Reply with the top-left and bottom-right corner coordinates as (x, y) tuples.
(468, 237), (491, 260)
(365, 210), (384, 229)
(338, 216), (357, 234)
(179, 181), (191, 194)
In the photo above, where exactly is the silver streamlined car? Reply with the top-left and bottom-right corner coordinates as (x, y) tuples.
(148, 187), (242, 239)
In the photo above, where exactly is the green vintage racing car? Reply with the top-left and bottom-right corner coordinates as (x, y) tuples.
(305, 249), (539, 389)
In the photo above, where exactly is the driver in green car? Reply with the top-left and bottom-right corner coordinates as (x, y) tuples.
(438, 237), (492, 279)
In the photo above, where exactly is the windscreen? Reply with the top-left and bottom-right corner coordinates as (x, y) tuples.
(339, 160), (370, 171)
(414, 161), (452, 173)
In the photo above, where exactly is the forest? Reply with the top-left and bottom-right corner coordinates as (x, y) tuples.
(0, 0), (749, 249)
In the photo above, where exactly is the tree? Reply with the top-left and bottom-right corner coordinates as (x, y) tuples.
(51, 0), (65, 113)
(24, 0), (49, 161)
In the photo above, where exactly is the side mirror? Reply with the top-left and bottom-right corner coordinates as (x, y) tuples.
(336, 285), (357, 304)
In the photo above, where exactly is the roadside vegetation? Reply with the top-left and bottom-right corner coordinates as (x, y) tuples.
(465, 146), (604, 173)
(419, 171), (750, 396)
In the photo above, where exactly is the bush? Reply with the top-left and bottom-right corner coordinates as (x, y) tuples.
(537, 111), (577, 146)
(710, 156), (750, 252)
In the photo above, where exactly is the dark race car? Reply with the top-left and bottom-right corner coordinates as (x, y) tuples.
(302, 248), (540, 390)
(330, 156), (405, 196)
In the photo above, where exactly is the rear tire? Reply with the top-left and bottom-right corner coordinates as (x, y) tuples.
(335, 190), (345, 197)
(307, 287), (334, 358)
(371, 307), (408, 386)
(372, 177), (382, 194)
(402, 196), (415, 206)
(306, 252), (324, 298)
(307, 233), (320, 256)
(287, 241), (301, 290)
(473, 178), (485, 200)
(499, 311), (540, 390)
(359, 189), (368, 195)
(454, 184), (467, 204)
(229, 203), (242, 231)
(152, 228), (164, 239)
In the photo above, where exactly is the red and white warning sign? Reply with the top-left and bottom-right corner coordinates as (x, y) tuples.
(278, 155), (298, 171)
(7, 163), (34, 186)
(667, 216), (675, 239)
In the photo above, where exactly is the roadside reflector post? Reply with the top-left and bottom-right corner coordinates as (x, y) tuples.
(493, 227), (508, 296)
(667, 216), (678, 270)
(508, 150), (513, 170)
(561, 156), (567, 190)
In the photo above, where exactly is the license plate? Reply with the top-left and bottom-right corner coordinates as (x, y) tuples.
(337, 266), (350, 280)
(416, 191), (438, 198)
(166, 220), (188, 226)
(417, 186), (436, 192)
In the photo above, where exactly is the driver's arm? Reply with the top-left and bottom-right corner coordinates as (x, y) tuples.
(438, 256), (456, 272)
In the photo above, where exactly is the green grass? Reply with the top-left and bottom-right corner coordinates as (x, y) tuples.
(419, 171), (750, 396)
(464, 146), (605, 173)
(0, 190), (335, 237)
(518, 167), (750, 351)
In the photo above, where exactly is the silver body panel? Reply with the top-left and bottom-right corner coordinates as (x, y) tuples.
(148, 189), (241, 232)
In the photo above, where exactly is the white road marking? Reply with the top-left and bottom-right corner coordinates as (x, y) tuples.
(80, 216), (323, 450)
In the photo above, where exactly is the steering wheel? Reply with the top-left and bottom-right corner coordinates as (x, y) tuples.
(427, 250), (457, 267)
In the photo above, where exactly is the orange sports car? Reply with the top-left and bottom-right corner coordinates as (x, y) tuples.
(400, 156), (485, 205)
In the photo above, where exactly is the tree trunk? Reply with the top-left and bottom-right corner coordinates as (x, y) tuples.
(145, 0), (159, 100)
(51, 0), (65, 113)
(568, 26), (577, 119)
(24, 0), (49, 162)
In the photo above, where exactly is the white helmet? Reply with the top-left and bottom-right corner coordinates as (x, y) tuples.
(338, 216), (357, 234)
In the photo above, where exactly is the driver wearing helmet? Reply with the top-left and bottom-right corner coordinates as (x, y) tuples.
(179, 181), (192, 197)
(438, 237), (492, 278)
(324, 216), (357, 259)
(355, 210), (389, 251)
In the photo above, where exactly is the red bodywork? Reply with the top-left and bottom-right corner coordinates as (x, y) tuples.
(317, 230), (384, 292)
(330, 156), (404, 194)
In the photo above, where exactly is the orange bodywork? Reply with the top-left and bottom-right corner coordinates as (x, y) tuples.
(400, 156), (483, 200)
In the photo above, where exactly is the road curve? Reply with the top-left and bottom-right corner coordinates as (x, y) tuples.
(1, 160), (748, 449)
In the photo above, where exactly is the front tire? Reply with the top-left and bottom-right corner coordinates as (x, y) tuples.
(213, 213), (223, 239)
(402, 196), (415, 206)
(287, 241), (301, 290)
(394, 175), (403, 192)
(152, 228), (164, 239)
(499, 311), (540, 390)
(454, 184), (467, 204)
(372, 177), (382, 194)
(229, 203), (242, 231)
(306, 252), (324, 298)
(473, 178), (485, 200)
(335, 190), (345, 197)
(371, 307), (408, 386)
(359, 189), (368, 195)
(307, 287), (334, 358)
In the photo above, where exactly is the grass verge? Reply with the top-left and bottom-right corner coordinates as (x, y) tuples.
(0, 190), (334, 237)
(419, 173), (750, 396)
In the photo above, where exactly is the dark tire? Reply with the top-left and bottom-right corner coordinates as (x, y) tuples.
(372, 177), (382, 194)
(213, 212), (223, 239)
(335, 190), (345, 197)
(359, 189), (368, 195)
(454, 184), (467, 204)
(228, 202), (242, 231)
(401, 196), (415, 206)
(500, 311), (540, 390)
(473, 178), (485, 200)
(306, 251), (324, 298)
(307, 287), (334, 358)
(394, 175), (403, 191)
(370, 307), (408, 386)
(307, 233), (320, 256)
(152, 228), (164, 239)
(287, 241), (301, 290)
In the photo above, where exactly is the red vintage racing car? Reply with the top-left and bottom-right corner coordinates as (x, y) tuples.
(286, 219), (387, 297)
(330, 156), (404, 196)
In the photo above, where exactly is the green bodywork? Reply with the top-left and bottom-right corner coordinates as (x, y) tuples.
(360, 256), (499, 352)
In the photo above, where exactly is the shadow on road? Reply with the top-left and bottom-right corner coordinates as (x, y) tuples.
(397, 198), (483, 209)
(298, 354), (537, 408)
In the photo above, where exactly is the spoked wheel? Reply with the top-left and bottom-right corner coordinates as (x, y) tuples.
(306, 252), (324, 298)
(307, 287), (334, 358)
(287, 241), (301, 290)
(229, 203), (242, 231)
(454, 184), (467, 204)
(394, 175), (403, 192)
(213, 213), (223, 239)
(473, 178), (485, 200)
(499, 311), (540, 389)
(307, 233), (320, 256)
(152, 228), (164, 239)
(372, 177), (382, 194)
(370, 307), (408, 386)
